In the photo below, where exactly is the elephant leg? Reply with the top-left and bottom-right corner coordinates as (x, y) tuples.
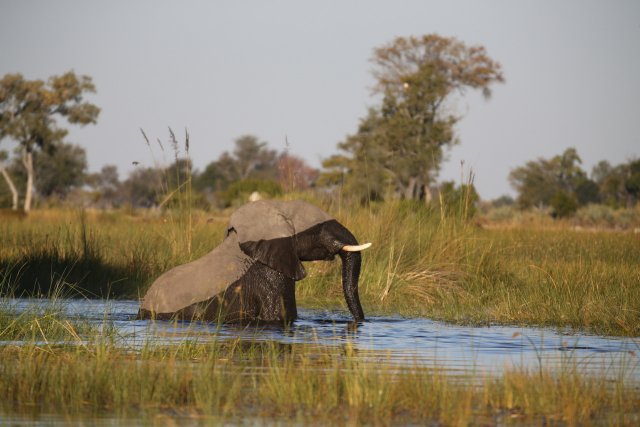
(256, 277), (297, 323)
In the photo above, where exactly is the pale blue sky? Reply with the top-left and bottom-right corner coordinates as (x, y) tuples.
(1, 0), (639, 199)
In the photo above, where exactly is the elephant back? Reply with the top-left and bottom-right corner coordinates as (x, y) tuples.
(228, 200), (334, 280)
(229, 200), (332, 241)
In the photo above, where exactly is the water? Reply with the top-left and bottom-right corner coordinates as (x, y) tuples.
(6, 298), (639, 379)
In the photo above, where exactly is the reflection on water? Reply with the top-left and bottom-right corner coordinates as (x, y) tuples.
(6, 298), (640, 379)
(0, 412), (249, 427)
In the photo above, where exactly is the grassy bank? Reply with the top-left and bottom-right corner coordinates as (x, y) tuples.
(0, 328), (637, 425)
(1, 200), (639, 335)
(300, 200), (640, 336)
(0, 208), (224, 298)
(0, 278), (638, 425)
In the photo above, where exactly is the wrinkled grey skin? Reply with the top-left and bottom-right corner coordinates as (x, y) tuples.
(137, 200), (366, 323)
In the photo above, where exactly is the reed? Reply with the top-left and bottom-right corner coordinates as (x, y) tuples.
(0, 208), (225, 298)
(299, 199), (640, 336)
(1, 197), (639, 335)
(0, 329), (637, 425)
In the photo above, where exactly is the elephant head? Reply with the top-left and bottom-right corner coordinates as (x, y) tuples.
(138, 200), (370, 323)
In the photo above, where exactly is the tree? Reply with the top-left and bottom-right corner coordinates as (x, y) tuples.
(591, 160), (613, 185)
(33, 142), (87, 199)
(197, 135), (280, 206)
(319, 108), (395, 202)
(232, 135), (278, 180)
(321, 34), (504, 202)
(592, 159), (640, 208)
(121, 167), (163, 208)
(86, 164), (122, 209)
(0, 71), (99, 212)
(0, 150), (18, 209)
(276, 152), (318, 192)
(592, 160), (625, 207)
(554, 147), (599, 205)
(164, 158), (193, 193)
(491, 194), (515, 208)
(550, 190), (579, 218)
(194, 162), (222, 194)
(573, 175), (600, 206)
(623, 159), (640, 206)
(510, 147), (600, 215)
(508, 157), (561, 209)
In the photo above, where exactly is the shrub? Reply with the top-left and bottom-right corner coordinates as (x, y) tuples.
(613, 205), (640, 229)
(550, 191), (578, 218)
(485, 205), (518, 222)
(574, 204), (615, 227)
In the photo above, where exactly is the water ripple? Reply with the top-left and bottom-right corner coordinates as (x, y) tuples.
(6, 298), (639, 379)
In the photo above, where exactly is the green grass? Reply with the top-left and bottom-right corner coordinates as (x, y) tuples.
(0, 292), (109, 343)
(0, 208), (223, 298)
(0, 247), (638, 424)
(1, 199), (639, 335)
(299, 199), (640, 336)
(0, 327), (637, 425)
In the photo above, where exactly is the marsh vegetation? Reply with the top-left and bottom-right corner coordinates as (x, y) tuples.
(2, 24), (639, 425)
(0, 298), (638, 426)
(1, 186), (639, 425)
(2, 200), (638, 336)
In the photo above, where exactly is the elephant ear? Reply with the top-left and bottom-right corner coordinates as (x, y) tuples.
(228, 201), (307, 280)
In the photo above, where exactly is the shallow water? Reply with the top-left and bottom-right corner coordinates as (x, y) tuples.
(6, 298), (640, 379)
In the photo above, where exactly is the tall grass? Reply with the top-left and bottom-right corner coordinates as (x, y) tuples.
(1, 193), (638, 335)
(0, 208), (224, 298)
(0, 332), (637, 425)
(1, 274), (637, 425)
(296, 198), (640, 336)
(141, 127), (195, 256)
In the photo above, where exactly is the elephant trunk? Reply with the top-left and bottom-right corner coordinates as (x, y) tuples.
(339, 250), (365, 321)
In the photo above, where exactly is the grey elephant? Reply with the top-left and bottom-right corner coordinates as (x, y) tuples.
(137, 200), (371, 323)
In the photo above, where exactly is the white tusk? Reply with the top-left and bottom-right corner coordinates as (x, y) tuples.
(341, 242), (372, 252)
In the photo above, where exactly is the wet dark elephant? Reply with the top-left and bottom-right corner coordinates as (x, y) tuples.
(137, 200), (371, 323)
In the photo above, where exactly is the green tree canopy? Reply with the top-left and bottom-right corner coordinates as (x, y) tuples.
(232, 135), (278, 180)
(196, 135), (292, 207)
(321, 34), (504, 202)
(509, 147), (603, 216)
(508, 157), (561, 209)
(86, 165), (122, 209)
(194, 137), (318, 207)
(34, 142), (87, 198)
(592, 158), (640, 208)
(121, 167), (163, 208)
(0, 71), (99, 211)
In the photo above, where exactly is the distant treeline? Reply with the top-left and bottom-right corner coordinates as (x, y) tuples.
(1, 34), (505, 212)
(506, 147), (640, 217)
(0, 133), (318, 211)
(1, 133), (638, 222)
(1, 38), (637, 218)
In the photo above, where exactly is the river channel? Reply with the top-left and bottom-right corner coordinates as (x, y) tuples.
(6, 298), (639, 380)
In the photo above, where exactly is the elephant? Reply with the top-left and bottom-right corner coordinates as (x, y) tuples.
(137, 200), (371, 323)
